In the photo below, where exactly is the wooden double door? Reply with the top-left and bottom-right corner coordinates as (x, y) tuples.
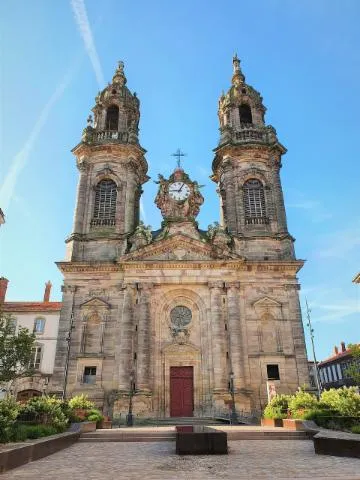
(170, 366), (194, 417)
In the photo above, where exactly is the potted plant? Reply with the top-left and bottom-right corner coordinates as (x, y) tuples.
(261, 395), (290, 427)
(284, 390), (318, 430)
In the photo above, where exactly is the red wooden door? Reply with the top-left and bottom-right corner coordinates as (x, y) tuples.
(170, 366), (194, 417)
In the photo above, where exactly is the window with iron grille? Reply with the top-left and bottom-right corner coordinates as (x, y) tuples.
(92, 179), (117, 226)
(243, 179), (267, 224)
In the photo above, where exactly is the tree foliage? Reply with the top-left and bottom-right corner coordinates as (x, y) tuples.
(0, 312), (36, 384)
(344, 344), (360, 385)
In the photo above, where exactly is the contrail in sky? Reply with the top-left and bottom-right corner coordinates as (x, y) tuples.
(70, 0), (105, 88)
(0, 73), (72, 211)
(140, 199), (147, 223)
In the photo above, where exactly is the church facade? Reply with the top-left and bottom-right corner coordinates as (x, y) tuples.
(51, 58), (309, 418)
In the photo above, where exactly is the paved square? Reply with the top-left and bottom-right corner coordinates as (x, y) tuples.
(2, 440), (360, 479)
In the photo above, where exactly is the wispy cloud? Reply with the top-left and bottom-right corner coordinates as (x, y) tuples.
(0, 73), (72, 211)
(70, 0), (104, 88)
(287, 198), (332, 223)
(315, 226), (360, 259)
(300, 286), (360, 324)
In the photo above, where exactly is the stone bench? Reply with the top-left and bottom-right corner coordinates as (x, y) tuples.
(175, 425), (228, 455)
(314, 430), (360, 459)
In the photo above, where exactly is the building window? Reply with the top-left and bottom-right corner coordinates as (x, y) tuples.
(331, 364), (337, 382)
(105, 105), (119, 130)
(267, 364), (280, 380)
(337, 363), (342, 380)
(7, 317), (17, 335)
(239, 103), (252, 124)
(83, 366), (97, 384)
(31, 346), (43, 370)
(92, 179), (117, 227)
(34, 317), (45, 334)
(243, 179), (268, 225)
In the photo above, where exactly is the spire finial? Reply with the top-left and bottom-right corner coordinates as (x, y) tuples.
(231, 53), (245, 85)
(171, 148), (187, 169)
(112, 60), (127, 86)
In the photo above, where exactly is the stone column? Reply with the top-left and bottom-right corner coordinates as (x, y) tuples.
(226, 282), (245, 390)
(209, 281), (227, 392)
(136, 283), (152, 392)
(73, 161), (89, 234)
(118, 283), (136, 390)
(270, 160), (288, 234)
(220, 157), (238, 235)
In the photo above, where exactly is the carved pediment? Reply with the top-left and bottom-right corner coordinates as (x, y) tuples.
(253, 296), (283, 320)
(253, 296), (282, 308)
(120, 233), (237, 261)
(80, 297), (111, 310)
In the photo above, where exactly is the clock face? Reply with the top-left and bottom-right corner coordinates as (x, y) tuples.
(169, 182), (191, 201)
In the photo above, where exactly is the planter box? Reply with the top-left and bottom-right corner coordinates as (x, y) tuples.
(79, 421), (97, 433)
(283, 419), (305, 431)
(261, 418), (283, 428)
(99, 420), (112, 429)
(175, 426), (228, 455)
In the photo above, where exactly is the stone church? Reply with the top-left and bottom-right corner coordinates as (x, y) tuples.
(51, 57), (309, 418)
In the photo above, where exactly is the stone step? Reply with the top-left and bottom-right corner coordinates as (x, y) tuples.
(79, 435), (175, 443)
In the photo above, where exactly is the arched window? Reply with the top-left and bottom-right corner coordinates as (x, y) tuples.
(106, 105), (119, 130)
(243, 179), (267, 224)
(92, 179), (117, 227)
(239, 103), (252, 124)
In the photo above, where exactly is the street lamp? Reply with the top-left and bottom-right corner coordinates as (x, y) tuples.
(229, 371), (238, 424)
(305, 299), (322, 398)
(126, 371), (135, 427)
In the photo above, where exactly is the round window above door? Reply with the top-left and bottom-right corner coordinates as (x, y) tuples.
(170, 306), (192, 329)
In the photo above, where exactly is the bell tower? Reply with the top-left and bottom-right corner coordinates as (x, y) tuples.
(212, 56), (294, 260)
(66, 61), (149, 261)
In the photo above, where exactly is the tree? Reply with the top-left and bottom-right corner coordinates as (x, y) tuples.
(0, 311), (36, 384)
(344, 344), (360, 386)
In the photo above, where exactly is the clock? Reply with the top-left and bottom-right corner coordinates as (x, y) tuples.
(169, 182), (191, 201)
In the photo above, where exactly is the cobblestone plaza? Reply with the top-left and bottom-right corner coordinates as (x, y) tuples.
(2, 440), (360, 479)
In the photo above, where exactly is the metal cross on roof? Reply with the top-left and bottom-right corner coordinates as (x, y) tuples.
(171, 148), (187, 168)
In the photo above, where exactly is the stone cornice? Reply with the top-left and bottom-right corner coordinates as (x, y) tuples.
(56, 259), (304, 274)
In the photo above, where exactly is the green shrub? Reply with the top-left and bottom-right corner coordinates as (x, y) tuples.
(0, 397), (20, 443)
(21, 396), (68, 431)
(351, 425), (360, 434)
(263, 394), (291, 419)
(320, 387), (360, 417)
(9, 424), (28, 442)
(68, 394), (95, 410)
(288, 390), (318, 418)
(86, 409), (103, 424)
(25, 425), (58, 439)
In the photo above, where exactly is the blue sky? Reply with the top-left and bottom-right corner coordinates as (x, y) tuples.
(0, 0), (359, 360)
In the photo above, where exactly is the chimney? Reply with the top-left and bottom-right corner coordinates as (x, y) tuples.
(334, 345), (339, 355)
(43, 281), (52, 303)
(0, 277), (9, 303)
(340, 341), (346, 353)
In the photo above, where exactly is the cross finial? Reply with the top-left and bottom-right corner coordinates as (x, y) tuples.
(171, 148), (187, 169)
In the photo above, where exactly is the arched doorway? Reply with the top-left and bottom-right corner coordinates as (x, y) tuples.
(17, 389), (42, 402)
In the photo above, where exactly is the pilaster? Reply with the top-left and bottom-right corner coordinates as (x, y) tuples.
(209, 281), (227, 392)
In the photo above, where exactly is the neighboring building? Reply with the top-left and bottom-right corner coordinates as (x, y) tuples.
(0, 278), (61, 400)
(318, 342), (360, 389)
(51, 58), (309, 417)
(0, 208), (5, 227)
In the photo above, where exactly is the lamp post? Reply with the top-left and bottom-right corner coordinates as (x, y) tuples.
(305, 299), (322, 397)
(229, 371), (238, 424)
(126, 371), (135, 427)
